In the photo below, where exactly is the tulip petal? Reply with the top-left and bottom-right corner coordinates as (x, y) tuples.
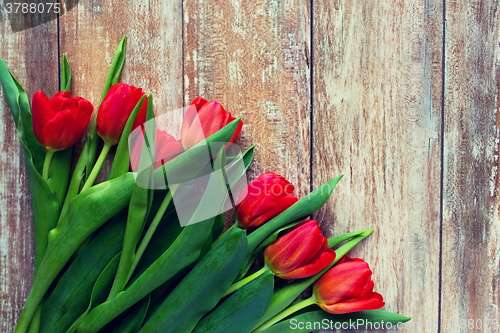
(319, 295), (385, 314)
(97, 83), (146, 145)
(198, 101), (229, 138)
(41, 108), (79, 150)
(154, 141), (184, 169)
(236, 172), (297, 229)
(227, 118), (243, 145)
(181, 106), (207, 150)
(246, 195), (298, 229)
(75, 99), (94, 129)
(180, 97), (240, 150)
(356, 279), (375, 300)
(313, 261), (372, 304)
(180, 103), (199, 144)
(277, 247), (335, 280)
(32, 91), (55, 144)
(48, 91), (72, 113)
(265, 221), (323, 274)
(131, 97), (148, 130)
(299, 231), (329, 266)
(237, 198), (277, 228)
(130, 128), (185, 171)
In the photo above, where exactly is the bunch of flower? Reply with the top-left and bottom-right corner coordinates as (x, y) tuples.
(0, 36), (410, 333)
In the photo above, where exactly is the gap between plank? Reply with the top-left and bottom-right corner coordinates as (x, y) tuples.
(437, 0), (446, 332)
(309, 0), (314, 193)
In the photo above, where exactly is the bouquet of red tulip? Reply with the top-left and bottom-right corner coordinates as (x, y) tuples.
(1, 36), (410, 333)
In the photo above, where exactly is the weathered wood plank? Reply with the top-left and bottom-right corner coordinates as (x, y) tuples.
(59, 0), (184, 181)
(313, 1), (443, 332)
(183, 0), (311, 199)
(441, 1), (500, 331)
(0, 1), (184, 331)
(0, 12), (59, 333)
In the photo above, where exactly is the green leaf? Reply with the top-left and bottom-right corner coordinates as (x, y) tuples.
(109, 295), (150, 333)
(108, 95), (147, 180)
(225, 145), (255, 171)
(107, 181), (152, 300)
(139, 228), (248, 333)
(0, 56), (21, 128)
(128, 198), (181, 281)
(0, 57), (67, 275)
(39, 214), (127, 333)
(86, 35), (127, 182)
(252, 230), (373, 330)
(101, 35), (127, 102)
(78, 216), (207, 332)
(225, 145), (255, 189)
(16, 174), (136, 333)
(212, 213), (225, 242)
(142, 118), (241, 189)
(23, 151), (60, 275)
(59, 141), (88, 218)
(0, 57), (44, 168)
(61, 54), (71, 92)
(47, 148), (72, 206)
(328, 229), (367, 248)
(260, 310), (411, 333)
(66, 253), (122, 333)
(193, 270), (274, 333)
(63, 36), (126, 205)
(15, 119), (242, 333)
(75, 145), (231, 333)
(16, 79), (46, 172)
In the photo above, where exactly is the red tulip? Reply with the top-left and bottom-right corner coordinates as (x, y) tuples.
(96, 83), (148, 145)
(236, 172), (298, 229)
(264, 220), (336, 279)
(312, 256), (385, 314)
(32, 91), (93, 151)
(180, 97), (242, 150)
(130, 127), (184, 171)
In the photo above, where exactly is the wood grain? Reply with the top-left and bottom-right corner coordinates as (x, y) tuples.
(0, 10), (59, 332)
(2, 0), (500, 332)
(312, 1), (443, 332)
(441, 0), (500, 330)
(183, 0), (311, 198)
(59, 0), (184, 180)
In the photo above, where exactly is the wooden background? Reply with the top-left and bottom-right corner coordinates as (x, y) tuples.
(1, 0), (499, 332)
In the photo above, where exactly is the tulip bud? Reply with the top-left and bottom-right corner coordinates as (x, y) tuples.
(264, 220), (336, 279)
(312, 256), (385, 314)
(130, 127), (184, 171)
(180, 97), (242, 150)
(236, 172), (298, 230)
(96, 83), (148, 145)
(32, 91), (93, 151)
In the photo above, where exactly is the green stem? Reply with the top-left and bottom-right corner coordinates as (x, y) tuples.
(212, 223), (237, 248)
(222, 266), (268, 298)
(58, 141), (89, 221)
(81, 142), (112, 192)
(252, 297), (316, 333)
(107, 189), (173, 302)
(127, 188), (175, 282)
(42, 150), (54, 181)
